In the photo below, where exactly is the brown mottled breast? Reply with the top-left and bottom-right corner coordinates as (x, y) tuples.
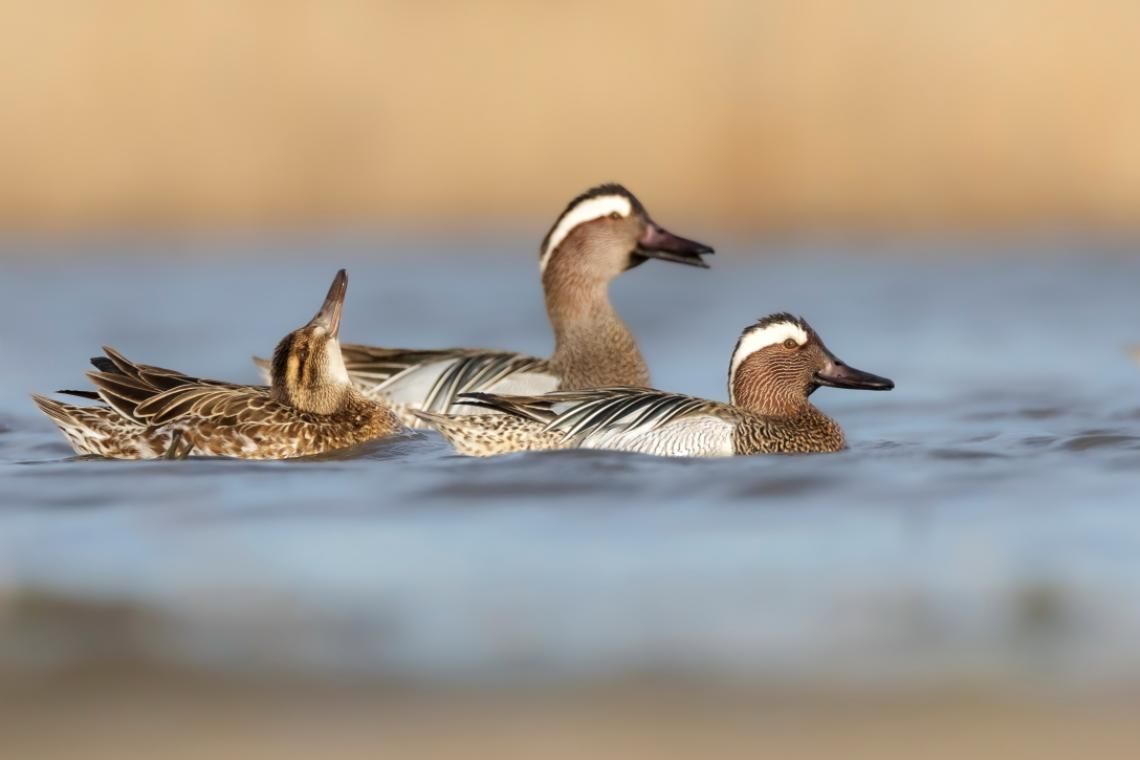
(732, 406), (846, 455)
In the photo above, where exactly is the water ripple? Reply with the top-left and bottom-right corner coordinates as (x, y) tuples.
(927, 447), (1010, 461)
(1061, 433), (1140, 452)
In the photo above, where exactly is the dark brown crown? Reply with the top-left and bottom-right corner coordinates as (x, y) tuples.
(539, 183), (645, 257)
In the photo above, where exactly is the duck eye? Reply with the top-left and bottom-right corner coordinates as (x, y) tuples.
(783, 338), (798, 349)
(609, 211), (621, 220)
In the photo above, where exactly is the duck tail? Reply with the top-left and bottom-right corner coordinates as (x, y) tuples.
(413, 408), (559, 457)
(411, 409), (481, 453)
(30, 394), (98, 456)
(31, 394), (78, 427)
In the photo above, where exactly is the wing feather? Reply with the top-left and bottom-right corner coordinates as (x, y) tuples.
(455, 387), (738, 456)
(85, 370), (155, 421)
(421, 352), (549, 413)
(339, 346), (487, 386)
(339, 345), (557, 419)
(136, 385), (273, 426)
(458, 388), (718, 438)
(99, 346), (244, 391)
(82, 347), (260, 424)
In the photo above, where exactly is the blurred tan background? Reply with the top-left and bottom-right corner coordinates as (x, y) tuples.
(1, 0), (1139, 232)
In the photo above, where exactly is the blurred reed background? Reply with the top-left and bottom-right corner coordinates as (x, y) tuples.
(2, 0), (1139, 236)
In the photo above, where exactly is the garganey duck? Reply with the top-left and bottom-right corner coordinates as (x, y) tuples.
(33, 270), (401, 460)
(270, 184), (713, 428)
(417, 313), (893, 457)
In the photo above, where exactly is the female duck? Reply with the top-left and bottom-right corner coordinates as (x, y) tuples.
(418, 313), (893, 457)
(33, 270), (401, 460)
(305, 183), (713, 427)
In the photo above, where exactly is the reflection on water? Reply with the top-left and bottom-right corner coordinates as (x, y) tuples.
(1, 242), (1140, 693)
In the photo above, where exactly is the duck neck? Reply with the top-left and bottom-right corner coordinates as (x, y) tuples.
(276, 382), (355, 416)
(543, 266), (648, 389)
(730, 370), (814, 418)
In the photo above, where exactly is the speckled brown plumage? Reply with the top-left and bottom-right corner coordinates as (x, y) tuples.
(34, 270), (403, 460)
(33, 379), (399, 460)
(730, 406), (845, 454)
(415, 410), (566, 456)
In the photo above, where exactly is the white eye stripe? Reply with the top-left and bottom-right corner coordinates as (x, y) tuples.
(540, 194), (633, 273)
(729, 322), (809, 380)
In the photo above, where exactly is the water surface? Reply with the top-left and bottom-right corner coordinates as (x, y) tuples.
(2, 241), (1139, 690)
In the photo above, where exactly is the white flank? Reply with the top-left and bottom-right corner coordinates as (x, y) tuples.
(729, 321), (809, 380)
(540, 194), (633, 273)
(581, 415), (736, 457)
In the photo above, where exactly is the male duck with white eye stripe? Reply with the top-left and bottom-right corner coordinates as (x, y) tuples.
(415, 314), (893, 457)
(262, 184), (713, 428)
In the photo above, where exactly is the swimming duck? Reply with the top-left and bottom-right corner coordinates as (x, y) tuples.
(33, 270), (401, 460)
(268, 184), (713, 428)
(417, 313), (893, 457)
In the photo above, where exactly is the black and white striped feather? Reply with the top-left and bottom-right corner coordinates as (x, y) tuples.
(458, 387), (736, 451)
(333, 345), (557, 422)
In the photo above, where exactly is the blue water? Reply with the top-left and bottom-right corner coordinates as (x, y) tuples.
(1, 239), (1139, 688)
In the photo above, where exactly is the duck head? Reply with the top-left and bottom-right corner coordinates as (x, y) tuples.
(538, 183), (713, 283)
(728, 313), (894, 415)
(270, 269), (354, 415)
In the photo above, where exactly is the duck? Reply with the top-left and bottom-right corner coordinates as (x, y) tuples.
(416, 313), (894, 457)
(265, 183), (713, 428)
(32, 269), (402, 460)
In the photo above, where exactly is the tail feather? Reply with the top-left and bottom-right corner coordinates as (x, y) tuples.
(58, 389), (101, 400)
(32, 392), (158, 458)
(456, 391), (555, 424)
(411, 409), (471, 452)
(31, 394), (77, 427)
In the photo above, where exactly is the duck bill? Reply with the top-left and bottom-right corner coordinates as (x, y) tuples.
(308, 269), (348, 337)
(635, 223), (714, 268)
(814, 354), (894, 391)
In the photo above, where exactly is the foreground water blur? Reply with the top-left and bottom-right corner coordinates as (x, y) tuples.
(2, 240), (1140, 755)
